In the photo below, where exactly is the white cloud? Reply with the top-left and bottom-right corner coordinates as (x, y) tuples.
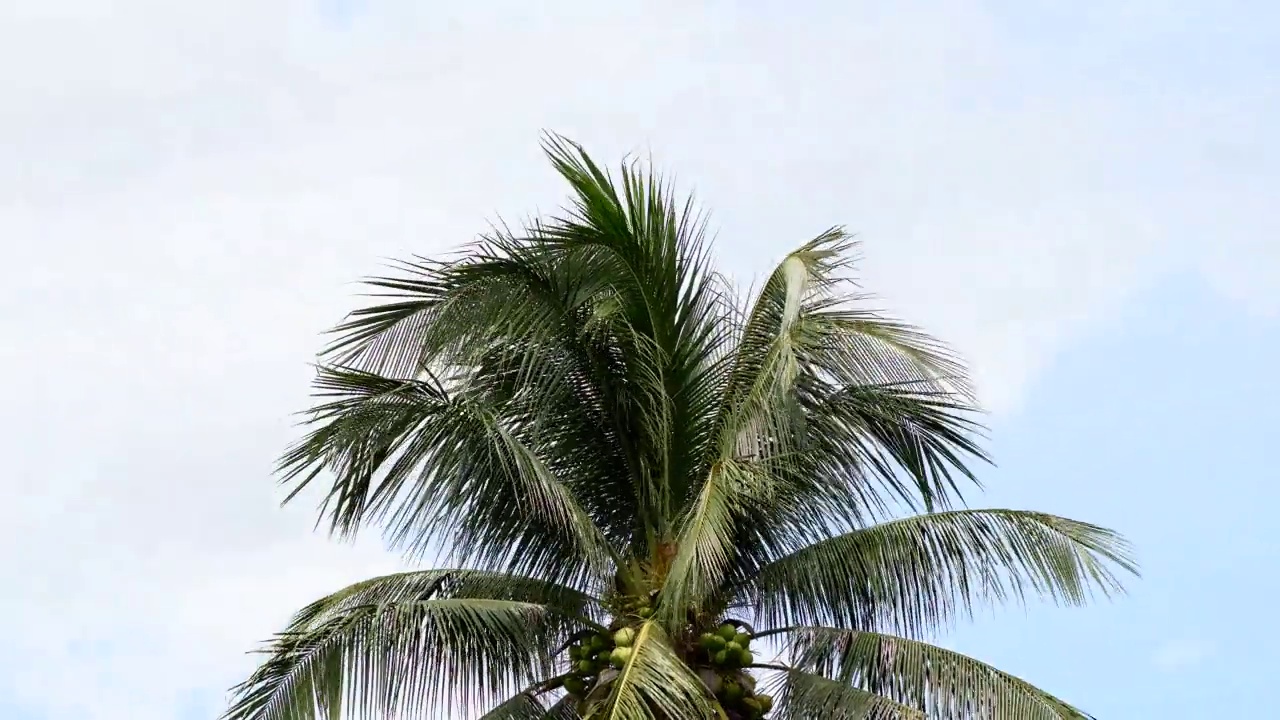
(0, 1), (1273, 718)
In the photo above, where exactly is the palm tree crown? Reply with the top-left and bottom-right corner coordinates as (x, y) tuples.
(225, 135), (1137, 720)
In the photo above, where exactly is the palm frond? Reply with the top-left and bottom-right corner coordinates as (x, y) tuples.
(659, 456), (778, 624)
(322, 255), (451, 378)
(786, 627), (1096, 720)
(775, 237), (987, 516)
(663, 232), (988, 619)
(749, 509), (1138, 638)
(479, 690), (580, 720)
(278, 364), (617, 587)
(544, 696), (582, 720)
(390, 237), (655, 546)
(537, 133), (734, 538)
(661, 234), (859, 619)
(478, 693), (552, 720)
(764, 669), (923, 720)
(224, 570), (601, 720)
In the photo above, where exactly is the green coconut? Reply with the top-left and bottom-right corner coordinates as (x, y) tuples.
(742, 697), (762, 718)
(637, 606), (653, 618)
(563, 676), (586, 696)
(716, 624), (738, 641)
(577, 659), (595, 675)
(613, 627), (637, 647)
(609, 646), (633, 668)
(734, 632), (751, 648)
(713, 649), (730, 666)
(721, 682), (744, 703)
(568, 644), (582, 661)
(738, 649), (755, 667)
(756, 694), (774, 713)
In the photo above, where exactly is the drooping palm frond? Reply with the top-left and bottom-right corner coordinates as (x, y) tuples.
(785, 627), (1095, 720)
(659, 238), (844, 623)
(224, 570), (603, 720)
(761, 669), (923, 720)
(477, 693), (552, 720)
(384, 238), (659, 548)
(747, 510), (1138, 639)
(278, 364), (618, 588)
(776, 253), (987, 519)
(660, 232), (990, 622)
(478, 690), (580, 720)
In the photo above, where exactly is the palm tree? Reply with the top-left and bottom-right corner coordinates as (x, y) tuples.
(224, 135), (1137, 720)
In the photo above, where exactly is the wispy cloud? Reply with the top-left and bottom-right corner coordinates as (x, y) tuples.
(1, 2), (1274, 718)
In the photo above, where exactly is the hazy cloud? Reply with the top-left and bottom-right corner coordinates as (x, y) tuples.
(1, 2), (1272, 718)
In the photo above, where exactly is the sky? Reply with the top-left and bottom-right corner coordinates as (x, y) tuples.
(0, 1), (1274, 718)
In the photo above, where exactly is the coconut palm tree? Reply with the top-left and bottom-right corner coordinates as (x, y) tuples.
(224, 135), (1137, 720)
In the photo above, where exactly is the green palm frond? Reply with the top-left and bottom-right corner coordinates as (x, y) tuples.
(224, 571), (601, 720)
(749, 509), (1137, 638)
(660, 456), (778, 625)
(798, 378), (988, 518)
(536, 133), (733, 536)
(479, 690), (580, 720)
(764, 669), (923, 720)
(662, 233), (989, 620)
(321, 253), (449, 378)
(478, 693), (553, 720)
(776, 245), (987, 517)
(787, 627), (1095, 720)
(661, 238), (844, 620)
(383, 240), (656, 546)
(279, 364), (618, 587)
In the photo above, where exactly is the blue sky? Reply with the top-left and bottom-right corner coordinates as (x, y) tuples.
(0, 1), (1273, 718)
(944, 277), (1278, 717)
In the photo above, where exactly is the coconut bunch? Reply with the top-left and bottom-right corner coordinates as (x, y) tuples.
(699, 623), (754, 669)
(561, 614), (774, 719)
(560, 594), (646, 703)
(561, 631), (618, 698)
(696, 623), (773, 719)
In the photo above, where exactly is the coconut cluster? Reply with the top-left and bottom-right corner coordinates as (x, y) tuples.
(562, 611), (772, 718)
(699, 623), (754, 668)
(697, 624), (772, 718)
(562, 630), (620, 698)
